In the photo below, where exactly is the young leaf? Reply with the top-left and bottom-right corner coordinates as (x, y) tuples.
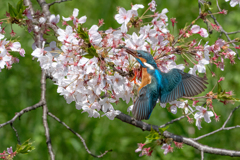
(16, 139), (35, 154)
(8, 3), (18, 17)
(159, 126), (169, 134)
(144, 127), (160, 144)
(16, 0), (23, 12)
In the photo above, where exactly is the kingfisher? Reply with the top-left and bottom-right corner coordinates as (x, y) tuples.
(119, 46), (208, 121)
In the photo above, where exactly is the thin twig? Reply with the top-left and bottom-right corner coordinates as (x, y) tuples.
(112, 66), (131, 77)
(10, 123), (21, 145)
(198, 0), (202, 15)
(0, 101), (44, 128)
(48, 112), (112, 158)
(216, 0), (221, 12)
(227, 30), (240, 35)
(159, 110), (196, 128)
(48, 0), (71, 7)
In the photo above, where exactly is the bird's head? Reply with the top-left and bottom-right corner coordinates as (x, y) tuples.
(117, 46), (158, 70)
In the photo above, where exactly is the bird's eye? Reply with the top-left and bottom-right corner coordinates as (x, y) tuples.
(137, 53), (142, 57)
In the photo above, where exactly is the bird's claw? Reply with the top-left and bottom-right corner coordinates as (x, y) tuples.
(130, 69), (140, 86)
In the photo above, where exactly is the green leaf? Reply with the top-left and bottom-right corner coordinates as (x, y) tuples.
(16, 0), (23, 12)
(144, 127), (160, 144)
(16, 139), (35, 154)
(202, 3), (212, 13)
(159, 126), (169, 134)
(150, 48), (154, 56)
(83, 54), (94, 59)
(78, 25), (89, 42)
(78, 26), (98, 58)
(8, 3), (18, 17)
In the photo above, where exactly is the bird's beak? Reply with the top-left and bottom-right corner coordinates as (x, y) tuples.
(116, 46), (139, 58)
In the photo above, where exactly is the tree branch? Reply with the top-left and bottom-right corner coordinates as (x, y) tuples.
(216, 0), (221, 12)
(159, 110), (196, 128)
(0, 101), (44, 128)
(116, 112), (240, 157)
(10, 123), (21, 145)
(227, 30), (240, 35)
(41, 70), (55, 160)
(47, 112), (112, 158)
(201, 150), (204, 160)
(48, 0), (71, 7)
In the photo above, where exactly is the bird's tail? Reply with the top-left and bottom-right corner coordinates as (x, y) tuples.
(132, 96), (156, 121)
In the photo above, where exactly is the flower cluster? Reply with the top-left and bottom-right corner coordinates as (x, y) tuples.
(0, 24), (25, 72)
(29, 0), (238, 132)
(0, 146), (16, 160)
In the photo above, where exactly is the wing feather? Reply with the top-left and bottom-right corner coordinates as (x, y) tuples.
(160, 69), (207, 103)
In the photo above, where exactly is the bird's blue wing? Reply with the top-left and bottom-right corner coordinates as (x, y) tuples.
(160, 69), (208, 103)
(132, 78), (158, 121)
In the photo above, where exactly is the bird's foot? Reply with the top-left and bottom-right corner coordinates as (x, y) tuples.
(130, 70), (140, 86)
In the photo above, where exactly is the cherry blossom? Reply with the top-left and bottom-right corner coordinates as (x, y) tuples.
(49, 14), (60, 25)
(114, 8), (132, 24)
(148, 0), (157, 12)
(135, 143), (146, 153)
(131, 4), (144, 17)
(161, 144), (173, 155)
(225, 0), (240, 7)
(44, 41), (60, 57)
(81, 104), (100, 118)
(101, 110), (121, 120)
(0, 49), (11, 69)
(99, 98), (116, 112)
(194, 106), (214, 130)
(139, 147), (153, 156)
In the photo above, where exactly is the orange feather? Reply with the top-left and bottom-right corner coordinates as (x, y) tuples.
(138, 58), (151, 93)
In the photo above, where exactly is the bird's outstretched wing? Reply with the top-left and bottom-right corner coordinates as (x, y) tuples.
(132, 78), (158, 121)
(160, 69), (208, 103)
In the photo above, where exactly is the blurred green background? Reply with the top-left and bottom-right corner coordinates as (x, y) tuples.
(0, 0), (240, 159)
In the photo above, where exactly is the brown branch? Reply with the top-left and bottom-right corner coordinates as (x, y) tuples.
(116, 112), (240, 157)
(216, 0), (222, 12)
(48, 0), (71, 7)
(201, 150), (204, 160)
(0, 101), (44, 128)
(41, 70), (55, 160)
(48, 112), (112, 158)
(24, 0), (42, 47)
(227, 30), (240, 35)
(112, 66), (131, 77)
(198, 0), (202, 15)
(10, 123), (21, 145)
(171, 134), (240, 157)
(194, 105), (240, 141)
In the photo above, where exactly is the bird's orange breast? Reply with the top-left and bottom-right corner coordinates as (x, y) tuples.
(138, 57), (151, 93)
